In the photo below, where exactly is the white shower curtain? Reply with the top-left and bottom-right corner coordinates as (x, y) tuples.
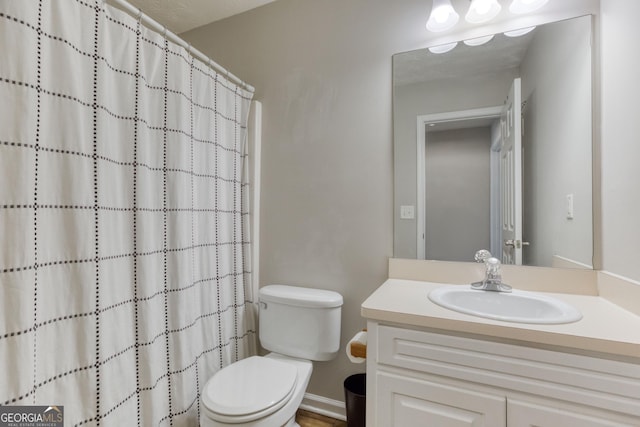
(0, 1), (255, 425)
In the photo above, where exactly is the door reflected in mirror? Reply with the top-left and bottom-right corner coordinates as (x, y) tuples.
(393, 15), (593, 269)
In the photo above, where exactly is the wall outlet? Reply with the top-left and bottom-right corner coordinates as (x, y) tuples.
(400, 205), (415, 220)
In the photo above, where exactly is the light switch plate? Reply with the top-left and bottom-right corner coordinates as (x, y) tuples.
(566, 194), (574, 219)
(400, 205), (415, 220)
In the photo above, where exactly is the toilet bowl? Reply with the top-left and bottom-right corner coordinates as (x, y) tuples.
(200, 285), (343, 427)
(201, 354), (312, 427)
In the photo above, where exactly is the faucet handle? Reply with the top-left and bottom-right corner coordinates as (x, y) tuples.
(474, 249), (492, 263)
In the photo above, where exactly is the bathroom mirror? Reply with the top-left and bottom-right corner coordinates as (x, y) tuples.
(393, 15), (593, 268)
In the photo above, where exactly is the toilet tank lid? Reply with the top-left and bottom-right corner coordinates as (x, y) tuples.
(260, 285), (343, 308)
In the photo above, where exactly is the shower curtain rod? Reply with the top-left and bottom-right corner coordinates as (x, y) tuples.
(106, 0), (255, 93)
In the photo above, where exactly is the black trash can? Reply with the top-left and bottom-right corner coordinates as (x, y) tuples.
(344, 373), (366, 427)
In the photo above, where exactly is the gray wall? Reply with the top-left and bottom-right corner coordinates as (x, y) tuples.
(600, 0), (640, 281)
(181, 0), (640, 404)
(520, 16), (593, 267)
(425, 127), (492, 262)
(183, 0), (409, 401)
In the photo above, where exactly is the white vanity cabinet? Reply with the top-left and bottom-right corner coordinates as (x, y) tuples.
(376, 371), (506, 426)
(507, 398), (637, 426)
(366, 323), (640, 427)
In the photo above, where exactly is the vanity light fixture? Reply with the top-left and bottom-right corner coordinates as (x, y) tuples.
(426, 0), (459, 32)
(465, 0), (502, 24)
(504, 26), (536, 37)
(463, 34), (495, 46)
(509, 0), (549, 14)
(428, 42), (458, 54)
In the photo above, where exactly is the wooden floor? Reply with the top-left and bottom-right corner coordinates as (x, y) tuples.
(295, 409), (348, 427)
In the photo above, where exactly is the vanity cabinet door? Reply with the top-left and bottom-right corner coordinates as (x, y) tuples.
(508, 399), (640, 427)
(376, 371), (506, 427)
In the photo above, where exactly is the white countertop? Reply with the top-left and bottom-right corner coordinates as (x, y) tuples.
(361, 279), (640, 359)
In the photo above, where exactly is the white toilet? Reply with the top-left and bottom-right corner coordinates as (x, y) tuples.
(200, 285), (343, 427)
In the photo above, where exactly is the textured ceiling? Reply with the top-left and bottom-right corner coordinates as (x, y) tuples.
(125, 0), (279, 34)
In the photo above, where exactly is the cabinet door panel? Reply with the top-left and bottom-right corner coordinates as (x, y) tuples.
(394, 394), (492, 427)
(508, 399), (639, 427)
(376, 372), (506, 427)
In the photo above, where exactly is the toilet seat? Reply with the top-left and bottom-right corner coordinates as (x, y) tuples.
(202, 356), (298, 423)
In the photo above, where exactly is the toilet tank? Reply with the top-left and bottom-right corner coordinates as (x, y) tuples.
(259, 285), (343, 361)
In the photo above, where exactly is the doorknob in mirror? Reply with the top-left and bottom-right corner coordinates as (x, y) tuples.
(504, 239), (530, 248)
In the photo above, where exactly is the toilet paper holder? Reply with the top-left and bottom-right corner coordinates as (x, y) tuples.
(348, 329), (367, 359)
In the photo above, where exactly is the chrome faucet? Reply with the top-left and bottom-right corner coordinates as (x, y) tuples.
(471, 250), (512, 292)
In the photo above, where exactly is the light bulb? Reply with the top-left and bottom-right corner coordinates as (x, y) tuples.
(426, 0), (459, 32)
(476, 1), (491, 15)
(433, 7), (450, 23)
(464, 35), (495, 46)
(466, 0), (501, 24)
(428, 42), (458, 54)
(476, 2), (491, 15)
(504, 26), (536, 37)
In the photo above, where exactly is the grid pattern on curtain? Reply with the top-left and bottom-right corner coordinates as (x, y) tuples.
(0, 1), (256, 425)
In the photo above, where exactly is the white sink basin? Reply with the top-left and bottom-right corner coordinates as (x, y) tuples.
(428, 286), (582, 324)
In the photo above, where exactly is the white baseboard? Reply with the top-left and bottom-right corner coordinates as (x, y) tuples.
(299, 393), (346, 421)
